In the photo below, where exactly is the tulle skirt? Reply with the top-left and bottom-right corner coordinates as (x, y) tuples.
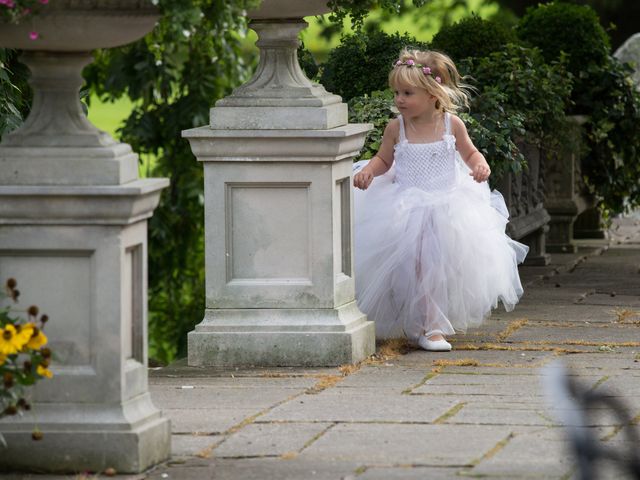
(353, 159), (529, 341)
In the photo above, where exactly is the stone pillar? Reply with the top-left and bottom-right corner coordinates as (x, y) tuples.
(501, 141), (551, 266)
(183, 9), (375, 367)
(544, 116), (587, 253)
(0, 5), (170, 474)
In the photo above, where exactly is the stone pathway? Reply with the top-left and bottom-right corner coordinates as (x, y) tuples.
(8, 214), (640, 479)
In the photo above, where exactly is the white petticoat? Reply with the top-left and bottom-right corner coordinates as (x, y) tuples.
(353, 157), (529, 341)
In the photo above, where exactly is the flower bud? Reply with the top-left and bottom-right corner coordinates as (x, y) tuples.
(32, 430), (43, 441)
(23, 360), (32, 372)
(4, 405), (18, 416)
(40, 359), (50, 368)
(6, 278), (16, 289)
(40, 314), (49, 324)
(41, 347), (52, 358)
(27, 305), (39, 317)
(3, 372), (14, 388)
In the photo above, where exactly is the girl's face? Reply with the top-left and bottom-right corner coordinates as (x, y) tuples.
(393, 81), (434, 118)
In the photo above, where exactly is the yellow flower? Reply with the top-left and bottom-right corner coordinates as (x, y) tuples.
(15, 323), (35, 349)
(0, 324), (24, 355)
(26, 328), (47, 351)
(36, 365), (53, 379)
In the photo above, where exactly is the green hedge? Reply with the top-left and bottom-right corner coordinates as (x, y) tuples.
(320, 30), (428, 102)
(430, 15), (518, 62)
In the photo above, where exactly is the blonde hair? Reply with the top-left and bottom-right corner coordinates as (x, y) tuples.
(389, 48), (472, 112)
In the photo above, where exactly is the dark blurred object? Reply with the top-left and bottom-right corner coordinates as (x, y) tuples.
(494, 0), (640, 50)
(543, 361), (640, 480)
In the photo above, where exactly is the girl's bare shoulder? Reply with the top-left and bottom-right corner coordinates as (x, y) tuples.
(385, 117), (401, 143)
(448, 113), (468, 135)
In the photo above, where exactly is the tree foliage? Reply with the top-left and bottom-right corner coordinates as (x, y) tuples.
(83, 0), (259, 363)
(321, 30), (428, 101)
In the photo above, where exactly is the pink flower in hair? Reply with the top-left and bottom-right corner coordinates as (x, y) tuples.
(395, 60), (402, 66)
(422, 66), (431, 75)
(29, 31), (39, 40)
(406, 59), (415, 66)
(435, 76), (442, 83)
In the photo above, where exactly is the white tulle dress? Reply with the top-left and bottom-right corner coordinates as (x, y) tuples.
(353, 113), (529, 341)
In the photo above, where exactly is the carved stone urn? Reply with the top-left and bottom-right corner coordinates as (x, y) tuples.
(0, 1), (171, 473)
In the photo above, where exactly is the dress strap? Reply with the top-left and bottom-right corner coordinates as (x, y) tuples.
(398, 115), (407, 142)
(444, 112), (451, 135)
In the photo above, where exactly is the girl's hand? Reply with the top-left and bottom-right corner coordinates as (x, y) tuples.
(354, 168), (374, 190)
(469, 163), (491, 183)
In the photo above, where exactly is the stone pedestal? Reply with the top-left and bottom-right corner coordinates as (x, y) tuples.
(0, 182), (170, 473)
(183, 6), (375, 367)
(0, 5), (170, 472)
(500, 141), (551, 266)
(543, 116), (586, 253)
(183, 127), (375, 366)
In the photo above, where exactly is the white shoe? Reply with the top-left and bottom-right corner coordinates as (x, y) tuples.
(418, 336), (452, 352)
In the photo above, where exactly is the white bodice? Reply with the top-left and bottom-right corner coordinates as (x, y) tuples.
(394, 113), (458, 192)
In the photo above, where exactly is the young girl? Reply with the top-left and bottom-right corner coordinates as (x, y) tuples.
(353, 49), (528, 352)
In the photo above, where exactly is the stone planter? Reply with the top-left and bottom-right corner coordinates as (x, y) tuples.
(542, 115), (605, 245)
(0, 1), (170, 473)
(498, 140), (551, 265)
(183, 0), (376, 366)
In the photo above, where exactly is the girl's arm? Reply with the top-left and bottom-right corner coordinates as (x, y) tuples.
(450, 115), (491, 183)
(353, 119), (399, 190)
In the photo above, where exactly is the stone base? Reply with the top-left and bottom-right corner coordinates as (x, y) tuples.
(0, 143), (139, 186)
(0, 395), (171, 474)
(210, 102), (348, 130)
(188, 302), (375, 367)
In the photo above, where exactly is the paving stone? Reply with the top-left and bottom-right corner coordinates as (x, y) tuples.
(443, 404), (554, 426)
(506, 323), (640, 345)
(163, 408), (257, 434)
(577, 293), (640, 307)
(496, 304), (630, 324)
(469, 426), (574, 478)
(412, 373), (597, 397)
(299, 423), (514, 466)
(559, 353), (640, 375)
(261, 391), (457, 423)
(213, 422), (332, 458)
(152, 358), (340, 378)
(358, 466), (466, 479)
(150, 375), (318, 389)
(147, 457), (362, 480)
(336, 365), (429, 389)
(149, 384), (300, 409)
(510, 287), (594, 305)
(395, 349), (554, 368)
(171, 433), (221, 457)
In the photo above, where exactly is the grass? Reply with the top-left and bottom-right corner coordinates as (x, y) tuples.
(86, 94), (157, 177)
(86, 94), (133, 141)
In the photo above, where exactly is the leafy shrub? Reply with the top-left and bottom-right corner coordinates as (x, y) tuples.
(461, 88), (526, 184)
(430, 14), (518, 62)
(517, 3), (640, 214)
(461, 44), (573, 150)
(516, 2), (609, 110)
(0, 49), (31, 140)
(298, 44), (319, 82)
(327, 0), (428, 30)
(579, 57), (640, 214)
(320, 30), (428, 102)
(348, 90), (396, 160)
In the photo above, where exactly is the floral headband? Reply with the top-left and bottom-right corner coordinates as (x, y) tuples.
(394, 59), (442, 83)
